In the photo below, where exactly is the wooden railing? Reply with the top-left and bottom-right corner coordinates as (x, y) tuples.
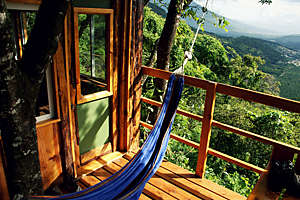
(140, 66), (300, 178)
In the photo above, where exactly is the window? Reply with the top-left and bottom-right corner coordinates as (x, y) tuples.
(74, 8), (113, 104)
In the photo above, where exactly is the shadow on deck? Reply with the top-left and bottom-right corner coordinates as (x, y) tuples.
(77, 152), (246, 200)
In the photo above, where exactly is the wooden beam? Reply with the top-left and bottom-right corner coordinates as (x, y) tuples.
(212, 120), (300, 154)
(196, 82), (217, 178)
(142, 66), (300, 114)
(216, 83), (300, 114)
(141, 96), (300, 154)
(142, 66), (211, 90)
(208, 148), (267, 174)
(0, 137), (9, 200)
(142, 97), (204, 122)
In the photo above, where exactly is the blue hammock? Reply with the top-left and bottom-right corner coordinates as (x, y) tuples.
(33, 74), (184, 200)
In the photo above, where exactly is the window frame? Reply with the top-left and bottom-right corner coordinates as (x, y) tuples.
(35, 65), (56, 123)
(73, 7), (114, 104)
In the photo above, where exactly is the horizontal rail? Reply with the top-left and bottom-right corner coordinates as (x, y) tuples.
(141, 97), (203, 122)
(140, 121), (266, 174)
(212, 121), (300, 153)
(142, 66), (212, 90)
(207, 148), (267, 174)
(140, 121), (198, 148)
(142, 66), (300, 114)
(142, 96), (300, 154)
(216, 83), (300, 114)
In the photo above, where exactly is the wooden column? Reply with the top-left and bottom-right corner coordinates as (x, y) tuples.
(0, 137), (9, 200)
(117, 0), (133, 151)
(129, 0), (143, 151)
(196, 82), (217, 178)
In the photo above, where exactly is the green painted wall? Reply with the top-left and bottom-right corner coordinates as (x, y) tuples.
(72, 0), (111, 8)
(77, 98), (110, 155)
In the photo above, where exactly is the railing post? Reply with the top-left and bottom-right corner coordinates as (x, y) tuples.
(196, 82), (217, 178)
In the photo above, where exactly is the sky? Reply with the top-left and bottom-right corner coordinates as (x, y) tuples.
(194, 0), (300, 35)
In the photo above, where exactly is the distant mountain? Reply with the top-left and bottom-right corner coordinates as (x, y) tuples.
(146, 2), (300, 100)
(148, 1), (281, 39)
(271, 35), (300, 51)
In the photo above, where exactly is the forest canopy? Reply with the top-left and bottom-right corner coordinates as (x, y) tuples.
(141, 6), (300, 196)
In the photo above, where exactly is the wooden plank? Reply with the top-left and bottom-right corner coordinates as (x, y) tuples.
(111, 2), (118, 152)
(142, 66), (211, 90)
(98, 151), (123, 163)
(114, 157), (202, 200)
(140, 121), (199, 149)
(80, 143), (112, 165)
(129, 0), (144, 152)
(140, 121), (266, 174)
(77, 159), (106, 178)
(212, 120), (300, 154)
(126, 153), (245, 200)
(74, 7), (114, 15)
(118, 0), (131, 152)
(36, 123), (63, 190)
(142, 66), (300, 114)
(36, 118), (61, 128)
(141, 97), (204, 122)
(92, 168), (153, 200)
(0, 137), (9, 200)
(216, 83), (300, 114)
(73, 7), (82, 101)
(55, 25), (77, 177)
(80, 174), (101, 187)
(196, 82), (217, 178)
(78, 151), (123, 177)
(208, 148), (267, 174)
(77, 91), (113, 104)
(102, 159), (180, 200)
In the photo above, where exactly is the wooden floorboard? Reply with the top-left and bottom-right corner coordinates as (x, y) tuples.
(77, 152), (247, 200)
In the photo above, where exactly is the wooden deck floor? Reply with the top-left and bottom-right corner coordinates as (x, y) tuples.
(77, 152), (246, 200)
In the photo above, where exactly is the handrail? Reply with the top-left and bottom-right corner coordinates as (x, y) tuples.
(141, 97), (300, 153)
(141, 66), (300, 177)
(142, 66), (300, 113)
(140, 121), (267, 174)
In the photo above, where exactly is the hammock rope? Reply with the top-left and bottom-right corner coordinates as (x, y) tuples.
(175, 0), (209, 75)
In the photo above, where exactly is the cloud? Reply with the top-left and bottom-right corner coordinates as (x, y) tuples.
(194, 0), (300, 34)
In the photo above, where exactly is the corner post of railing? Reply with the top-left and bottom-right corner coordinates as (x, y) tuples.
(196, 82), (217, 178)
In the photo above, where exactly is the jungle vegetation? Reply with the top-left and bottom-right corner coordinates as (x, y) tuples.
(141, 7), (300, 196)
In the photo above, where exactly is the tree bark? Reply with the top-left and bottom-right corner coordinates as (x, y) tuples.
(0, 0), (67, 199)
(149, 0), (192, 123)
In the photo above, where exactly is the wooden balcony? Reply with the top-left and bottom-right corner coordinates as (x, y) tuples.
(78, 152), (246, 200)
(138, 66), (300, 199)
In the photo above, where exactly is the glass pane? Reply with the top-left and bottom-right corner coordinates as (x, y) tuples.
(78, 14), (107, 96)
(35, 65), (55, 121)
(36, 75), (50, 116)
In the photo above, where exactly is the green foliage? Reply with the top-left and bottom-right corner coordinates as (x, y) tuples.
(142, 6), (300, 197)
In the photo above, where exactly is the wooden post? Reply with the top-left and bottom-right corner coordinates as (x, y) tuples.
(118, 0), (133, 151)
(0, 137), (9, 200)
(196, 82), (217, 178)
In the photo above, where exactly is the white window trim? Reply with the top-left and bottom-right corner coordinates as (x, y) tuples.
(35, 66), (55, 123)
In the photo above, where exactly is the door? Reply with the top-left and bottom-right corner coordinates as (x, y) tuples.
(73, 7), (114, 165)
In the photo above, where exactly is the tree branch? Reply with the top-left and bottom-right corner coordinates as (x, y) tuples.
(20, 0), (68, 84)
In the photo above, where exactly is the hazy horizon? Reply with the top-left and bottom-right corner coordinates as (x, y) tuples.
(194, 0), (300, 36)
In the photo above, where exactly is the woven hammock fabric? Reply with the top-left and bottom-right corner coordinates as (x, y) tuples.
(33, 74), (184, 200)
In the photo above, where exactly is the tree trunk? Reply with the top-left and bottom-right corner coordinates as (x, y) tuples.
(0, 0), (67, 199)
(149, 0), (192, 123)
